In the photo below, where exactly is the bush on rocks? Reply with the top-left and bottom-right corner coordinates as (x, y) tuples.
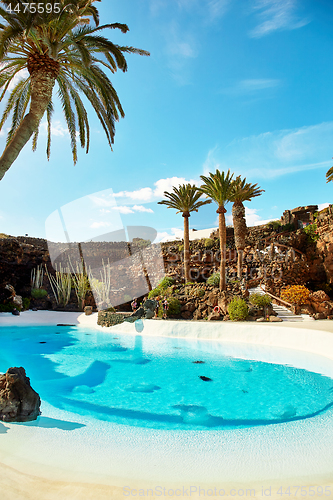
(228, 297), (249, 321)
(249, 293), (272, 309)
(280, 285), (310, 305)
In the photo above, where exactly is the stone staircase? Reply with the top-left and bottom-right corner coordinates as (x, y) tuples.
(248, 286), (314, 322)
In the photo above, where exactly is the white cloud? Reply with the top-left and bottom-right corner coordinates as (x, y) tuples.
(7, 68), (29, 92)
(114, 187), (153, 202)
(114, 176), (199, 203)
(249, 0), (310, 38)
(239, 78), (280, 92)
(132, 205), (154, 213)
(168, 37), (197, 58)
(203, 121), (333, 179)
(88, 194), (117, 208)
(90, 221), (111, 229)
(112, 206), (134, 215)
(318, 203), (330, 212)
(151, 0), (229, 22)
(153, 176), (199, 197)
(203, 147), (220, 175)
(165, 23), (198, 85)
(221, 78), (281, 96)
(40, 119), (69, 137)
(111, 205), (154, 215)
(206, 0), (230, 21)
(156, 227), (184, 242)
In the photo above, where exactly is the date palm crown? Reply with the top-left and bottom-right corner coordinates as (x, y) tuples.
(158, 184), (211, 282)
(0, 0), (149, 179)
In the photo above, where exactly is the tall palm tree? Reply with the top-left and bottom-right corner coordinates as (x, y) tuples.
(0, 0), (149, 180)
(199, 170), (234, 291)
(229, 176), (264, 279)
(326, 166), (333, 183)
(158, 184), (211, 283)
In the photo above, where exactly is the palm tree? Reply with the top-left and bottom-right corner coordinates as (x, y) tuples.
(229, 176), (264, 279)
(199, 170), (234, 291)
(0, 0), (149, 180)
(158, 184), (211, 283)
(326, 166), (333, 183)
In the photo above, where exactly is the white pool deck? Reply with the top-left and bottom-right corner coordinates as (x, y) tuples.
(1, 311), (333, 500)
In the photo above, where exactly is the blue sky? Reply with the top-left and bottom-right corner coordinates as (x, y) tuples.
(0, 0), (332, 242)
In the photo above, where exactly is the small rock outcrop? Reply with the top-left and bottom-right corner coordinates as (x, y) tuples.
(0, 367), (41, 422)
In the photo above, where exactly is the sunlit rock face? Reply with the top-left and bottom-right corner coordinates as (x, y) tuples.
(0, 367), (41, 422)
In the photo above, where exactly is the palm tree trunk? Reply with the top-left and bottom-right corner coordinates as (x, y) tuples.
(0, 72), (56, 180)
(232, 201), (247, 279)
(217, 206), (227, 290)
(183, 212), (190, 283)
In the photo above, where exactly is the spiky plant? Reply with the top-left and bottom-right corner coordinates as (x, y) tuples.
(229, 176), (264, 278)
(0, 0), (149, 180)
(158, 184), (211, 283)
(199, 170), (234, 291)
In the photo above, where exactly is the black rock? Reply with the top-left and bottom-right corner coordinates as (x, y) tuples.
(199, 376), (212, 382)
(0, 367), (41, 422)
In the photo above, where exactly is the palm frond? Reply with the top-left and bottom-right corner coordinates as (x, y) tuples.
(0, 0), (149, 168)
(158, 184), (212, 214)
(57, 76), (77, 163)
(229, 176), (264, 203)
(199, 169), (234, 208)
(326, 166), (333, 183)
(46, 99), (53, 159)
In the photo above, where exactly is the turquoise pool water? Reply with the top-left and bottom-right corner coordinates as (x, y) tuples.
(0, 325), (333, 431)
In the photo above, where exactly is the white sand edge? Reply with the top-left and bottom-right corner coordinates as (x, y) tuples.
(1, 312), (333, 499)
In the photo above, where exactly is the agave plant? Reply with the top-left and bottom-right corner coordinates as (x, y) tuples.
(0, 0), (149, 180)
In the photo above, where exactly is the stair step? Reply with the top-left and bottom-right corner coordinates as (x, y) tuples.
(248, 287), (314, 322)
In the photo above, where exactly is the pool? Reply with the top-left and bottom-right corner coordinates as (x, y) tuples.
(1, 325), (333, 431)
(1, 319), (333, 488)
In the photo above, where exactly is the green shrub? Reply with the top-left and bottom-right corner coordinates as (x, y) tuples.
(228, 278), (240, 285)
(156, 297), (181, 318)
(185, 285), (205, 297)
(148, 277), (175, 299)
(281, 223), (294, 232)
(0, 302), (16, 312)
(303, 223), (319, 243)
(267, 220), (281, 230)
(249, 293), (272, 309)
(207, 272), (220, 287)
(204, 238), (214, 248)
(0, 297), (30, 312)
(228, 297), (249, 321)
(158, 276), (175, 289)
(22, 297), (30, 310)
(31, 288), (47, 299)
(166, 297), (181, 317)
(148, 288), (162, 299)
